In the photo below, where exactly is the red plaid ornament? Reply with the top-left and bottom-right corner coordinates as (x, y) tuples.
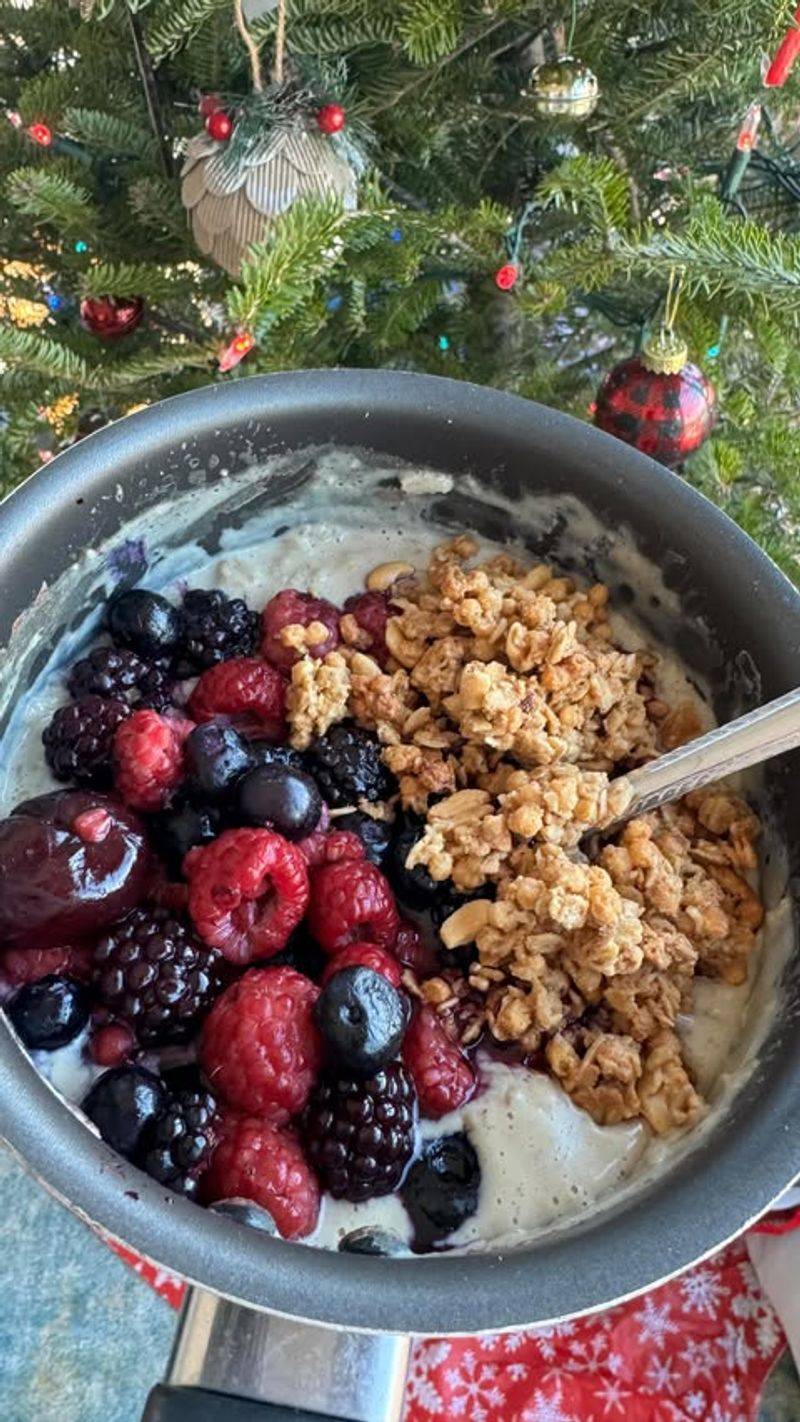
(594, 328), (716, 467)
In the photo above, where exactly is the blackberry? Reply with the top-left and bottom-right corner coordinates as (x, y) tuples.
(302, 1062), (417, 1202)
(93, 906), (226, 1046)
(140, 1085), (218, 1198)
(310, 725), (394, 809)
(174, 588), (259, 676)
(68, 646), (174, 711)
(43, 695), (129, 788)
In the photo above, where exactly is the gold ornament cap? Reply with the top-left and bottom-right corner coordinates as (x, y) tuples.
(641, 326), (688, 375)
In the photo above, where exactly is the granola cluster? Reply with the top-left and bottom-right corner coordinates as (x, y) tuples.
(285, 538), (763, 1136)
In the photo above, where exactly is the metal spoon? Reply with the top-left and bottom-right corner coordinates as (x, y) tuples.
(600, 685), (800, 835)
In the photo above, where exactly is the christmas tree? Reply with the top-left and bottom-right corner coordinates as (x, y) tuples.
(1, 0), (799, 582)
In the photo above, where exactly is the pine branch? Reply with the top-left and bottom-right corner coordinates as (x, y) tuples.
(0, 325), (90, 382)
(147, 0), (229, 62)
(536, 156), (634, 237)
(62, 107), (156, 158)
(5, 167), (96, 232)
(228, 197), (349, 333)
(79, 262), (186, 303)
(397, 0), (462, 66)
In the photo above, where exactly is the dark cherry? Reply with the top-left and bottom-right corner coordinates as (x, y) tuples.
(338, 1226), (407, 1257)
(150, 796), (221, 876)
(401, 1134), (480, 1251)
(210, 1198), (277, 1234)
(184, 723), (252, 802)
(237, 765), (322, 841)
(315, 966), (409, 1076)
(82, 1065), (168, 1160)
(0, 791), (151, 948)
(6, 974), (89, 1050)
(107, 589), (183, 659)
(335, 810), (393, 866)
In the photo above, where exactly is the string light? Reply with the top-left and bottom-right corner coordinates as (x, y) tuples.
(736, 102), (762, 153)
(27, 122), (53, 147)
(326, 293), (343, 311)
(74, 240), (88, 253)
(46, 292), (65, 312)
(218, 330), (256, 372)
(389, 227), (404, 243)
(437, 334), (450, 351)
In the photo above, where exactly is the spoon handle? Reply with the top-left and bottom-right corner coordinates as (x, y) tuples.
(612, 685), (800, 825)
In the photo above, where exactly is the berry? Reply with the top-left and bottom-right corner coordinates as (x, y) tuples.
(335, 809), (392, 865)
(394, 920), (438, 977)
(320, 830), (365, 864)
(107, 589), (183, 660)
(302, 1063), (417, 1202)
(186, 828), (309, 965)
(113, 709), (193, 812)
(338, 1227), (406, 1257)
(189, 658), (286, 741)
(6, 974), (89, 1050)
(184, 723), (252, 802)
(93, 906), (226, 1045)
(149, 796), (222, 876)
(295, 810), (330, 868)
(402, 1006), (475, 1120)
(90, 1021), (136, 1067)
(494, 262), (519, 291)
(67, 646), (174, 711)
(248, 741), (307, 774)
(43, 695), (129, 788)
(309, 724), (393, 808)
(0, 791), (151, 948)
(316, 103), (346, 134)
(315, 966), (408, 1075)
(321, 943), (402, 990)
(198, 93), (222, 119)
(175, 588), (259, 676)
(140, 1085), (219, 1198)
(261, 589), (340, 670)
(342, 591), (392, 665)
(201, 1116), (319, 1239)
(237, 765), (322, 841)
(401, 1134), (480, 1250)
(0, 943), (93, 988)
(205, 110), (233, 141)
(308, 859), (399, 955)
(200, 966), (322, 1120)
(386, 813), (439, 910)
(210, 1198), (276, 1233)
(82, 1065), (168, 1159)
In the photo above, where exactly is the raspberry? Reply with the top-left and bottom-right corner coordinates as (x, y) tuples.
(67, 647), (174, 711)
(175, 588), (260, 676)
(188, 658), (286, 741)
(113, 710), (193, 812)
(90, 1021), (136, 1067)
(295, 803), (330, 866)
(201, 1115), (320, 1238)
(200, 966), (322, 1121)
(308, 859), (399, 955)
(141, 1085), (219, 1199)
(309, 725), (393, 808)
(402, 1005), (475, 1120)
(320, 830), (365, 864)
(43, 695), (129, 788)
(321, 943), (402, 989)
(186, 828), (309, 965)
(342, 591), (392, 665)
(261, 589), (340, 670)
(93, 906), (226, 1045)
(0, 942), (93, 990)
(302, 1063), (417, 1202)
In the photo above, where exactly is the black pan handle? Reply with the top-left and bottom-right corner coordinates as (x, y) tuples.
(143, 1384), (345, 1421)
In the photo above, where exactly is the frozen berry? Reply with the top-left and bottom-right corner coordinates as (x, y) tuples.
(184, 723), (252, 802)
(108, 589), (183, 659)
(82, 1065), (168, 1159)
(308, 859), (399, 955)
(113, 709), (193, 812)
(189, 658), (286, 741)
(335, 810), (392, 865)
(401, 1134), (480, 1250)
(186, 828), (309, 965)
(342, 590), (392, 665)
(0, 791), (151, 948)
(321, 943), (402, 990)
(261, 589), (340, 670)
(309, 724), (393, 808)
(200, 966), (322, 1120)
(93, 906), (226, 1046)
(403, 1005), (475, 1119)
(320, 830), (365, 863)
(210, 1197), (277, 1233)
(201, 1115), (319, 1239)
(387, 813), (438, 910)
(43, 695), (129, 788)
(140, 1084), (219, 1198)
(68, 646), (174, 711)
(338, 1227), (407, 1257)
(149, 796), (222, 876)
(6, 974), (89, 1050)
(302, 1063), (417, 1202)
(237, 765), (322, 841)
(0, 943), (93, 989)
(272, 925), (327, 980)
(248, 741), (307, 774)
(174, 588), (259, 676)
(315, 966), (408, 1075)
(294, 807), (330, 868)
(394, 920), (438, 977)
(90, 1021), (136, 1067)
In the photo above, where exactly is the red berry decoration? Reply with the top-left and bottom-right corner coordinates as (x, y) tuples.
(593, 329), (716, 468)
(188, 657), (287, 740)
(308, 859), (399, 955)
(321, 942), (402, 989)
(80, 295), (145, 342)
(403, 1004), (475, 1119)
(113, 710), (193, 812)
(198, 92), (222, 118)
(316, 103), (346, 135)
(201, 1115), (320, 1239)
(494, 262), (519, 291)
(200, 966), (322, 1121)
(186, 827), (309, 964)
(205, 110), (233, 141)
(260, 589), (340, 670)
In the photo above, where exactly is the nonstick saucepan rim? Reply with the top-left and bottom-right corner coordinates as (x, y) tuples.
(0, 370), (798, 1336)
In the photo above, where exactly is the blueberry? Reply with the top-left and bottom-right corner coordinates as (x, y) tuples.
(272, 925), (327, 980)
(82, 1066), (168, 1160)
(210, 1198), (277, 1234)
(185, 723), (252, 802)
(401, 1134), (481, 1250)
(150, 796), (221, 875)
(6, 974), (89, 1051)
(247, 741), (307, 774)
(107, 589), (183, 659)
(336, 810), (393, 866)
(339, 1226), (407, 1257)
(387, 813), (439, 910)
(237, 765), (322, 841)
(315, 966), (409, 1075)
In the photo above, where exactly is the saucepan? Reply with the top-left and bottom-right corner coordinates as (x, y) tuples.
(0, 371), (797, 1422)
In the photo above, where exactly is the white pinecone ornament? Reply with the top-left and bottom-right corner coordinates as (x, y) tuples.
(181, 119), (358, 277)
